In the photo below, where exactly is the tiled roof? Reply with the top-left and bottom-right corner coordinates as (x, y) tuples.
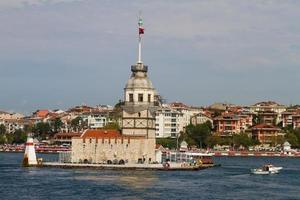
(81, 129), (122, 138)
(35, 109), (50, 118)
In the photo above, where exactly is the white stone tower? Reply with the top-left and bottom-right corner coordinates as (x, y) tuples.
(23, 133), (37, 166)
(122, 16), (158, 139)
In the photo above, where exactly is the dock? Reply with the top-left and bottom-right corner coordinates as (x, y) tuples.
(40, 162), (217, 171)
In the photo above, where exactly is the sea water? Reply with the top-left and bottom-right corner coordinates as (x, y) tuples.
(0, 153), (299, 200)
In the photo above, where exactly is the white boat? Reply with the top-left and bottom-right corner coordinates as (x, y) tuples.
(251, 164), (282, 175)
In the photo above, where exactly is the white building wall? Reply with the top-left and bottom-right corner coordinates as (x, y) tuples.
(155, 108), (182, 138)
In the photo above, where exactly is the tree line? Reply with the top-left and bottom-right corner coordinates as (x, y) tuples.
(156, 121), (300, 150)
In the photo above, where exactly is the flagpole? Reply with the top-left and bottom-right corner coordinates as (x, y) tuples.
(138, 13), (143, 64)
(138, 32), (142, 63)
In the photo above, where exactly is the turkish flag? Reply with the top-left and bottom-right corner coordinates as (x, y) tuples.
(139, 27), (144, 34)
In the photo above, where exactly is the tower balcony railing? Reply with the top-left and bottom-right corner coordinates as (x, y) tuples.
(131, 65), (148, 72)
(125, 101), (155, 107)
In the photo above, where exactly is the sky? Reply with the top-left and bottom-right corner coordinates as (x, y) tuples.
(1, 0), (300, 114)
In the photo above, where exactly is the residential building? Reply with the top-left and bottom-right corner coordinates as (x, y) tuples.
(81, 112), (112, 129)
(155, 107), (183, 138)
(0, 111), (24, 120)
(258, 111), (278, 125)
(282, 110), (295, 127)
(281, 109), (300, 128)
(168, 102), (202, 131)
(249, 101), (286, 123)
(214, 114), (241, 136)
(0, 119), (28, 134)
(251, 124), (283, 144)
(292, 114), (300, 129)
(190, 113), (213, 126)
(238, 112), (253, 131)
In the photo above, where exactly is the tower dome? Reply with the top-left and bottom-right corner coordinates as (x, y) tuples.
(125, 63), (154, 90)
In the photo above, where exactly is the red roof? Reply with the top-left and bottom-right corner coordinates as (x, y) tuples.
(81, 129), (122, 138)
(35, 110), (50, 118)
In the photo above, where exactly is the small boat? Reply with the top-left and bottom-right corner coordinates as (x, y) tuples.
(251, 164), (282, 175)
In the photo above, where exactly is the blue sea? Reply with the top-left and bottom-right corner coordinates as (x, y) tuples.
(0, 153), (299, 200)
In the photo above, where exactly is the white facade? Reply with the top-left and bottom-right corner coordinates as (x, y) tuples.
(81, 113), (111, 129)
(0, 111), (24, 120)
(0, 119), (25, 134)
(191, 113), (213, 126)
(155, 108), (183, 138)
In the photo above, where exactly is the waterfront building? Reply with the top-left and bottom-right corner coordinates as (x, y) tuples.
(155, 107), (183, 138)
(53, 132), (81, 145)
(251, 124), (283, 144)
(71, 17), (159, 164)
(213, 114), (241, 136)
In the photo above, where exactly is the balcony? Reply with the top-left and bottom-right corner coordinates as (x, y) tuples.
(131, 65), (148, 72)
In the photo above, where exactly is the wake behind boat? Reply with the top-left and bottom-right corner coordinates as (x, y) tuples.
(251, 164), (282, 175)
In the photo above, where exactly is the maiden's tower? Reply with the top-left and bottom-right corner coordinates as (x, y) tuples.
(71, 16), (159, 164)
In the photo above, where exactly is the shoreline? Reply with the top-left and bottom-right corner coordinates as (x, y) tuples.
(1, 150), (299, 157)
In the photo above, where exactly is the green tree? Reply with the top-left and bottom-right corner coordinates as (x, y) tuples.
(23, 124), (32, 133)
(252, 114), (259, 125)
(232, 133), (253, 148)
(205, 135), (222, 148)
(0, 124), (6, 135)
(32, 122), (52, 139)
(52, 118), (63, 133)
(285, 132), (299, 148)
(0, 134), (6, 144)
(71, 116), (87, 131)
(103, 122), (120, 130)
(156, 138), (177, 149)
(282, 126), (300, 148)
(13, 129), (27, 144)
(5, 134), (14, 144)
(185, 121), (212, 148)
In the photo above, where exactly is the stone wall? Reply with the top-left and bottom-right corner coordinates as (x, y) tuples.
(71, 137), (156, 164)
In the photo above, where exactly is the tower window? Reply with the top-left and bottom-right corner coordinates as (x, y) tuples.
(129, 94), (134, 102)
(138, 94), (143, 102)
(148, 94), (151, 102)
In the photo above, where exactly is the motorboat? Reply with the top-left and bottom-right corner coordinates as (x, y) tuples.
(251, 164), (282, 175)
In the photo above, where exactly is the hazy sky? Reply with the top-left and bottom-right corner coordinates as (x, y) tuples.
(1, 0), (300, 113)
